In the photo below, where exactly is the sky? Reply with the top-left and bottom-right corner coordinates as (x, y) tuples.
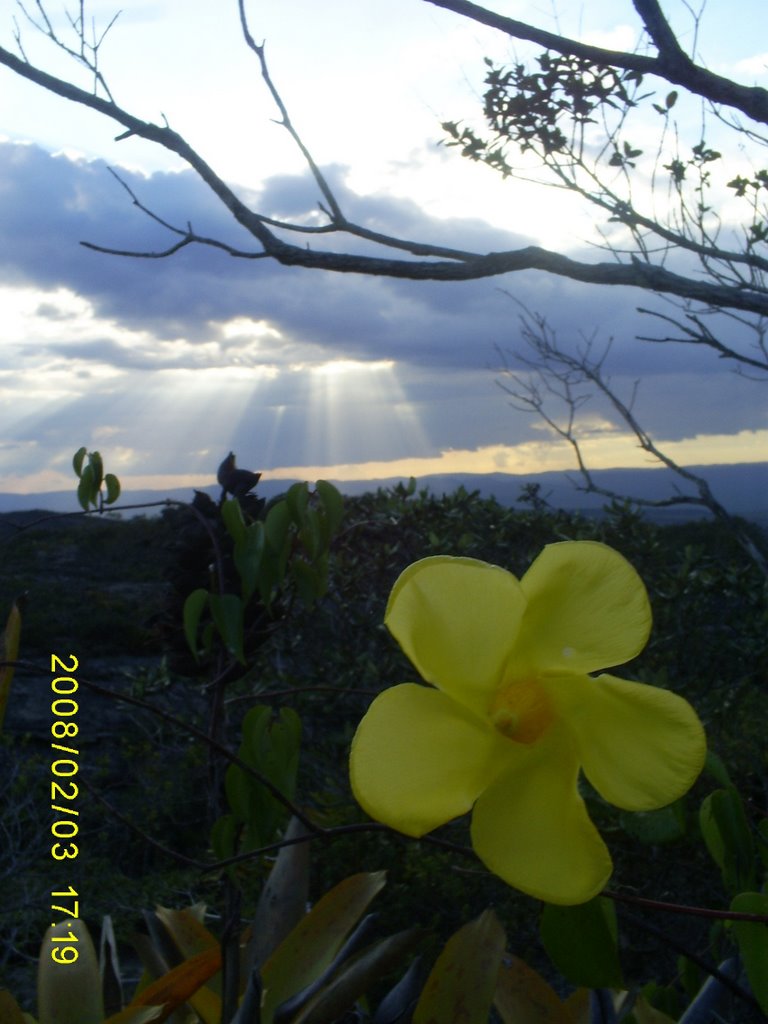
(0, 0), (766, 498)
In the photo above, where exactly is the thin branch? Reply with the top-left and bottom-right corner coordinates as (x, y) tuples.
(618, 908), (763, 1014)
(2, 42), (768, 312)
(201, 820), (478, 875)
(606, 887), (768, 923)
(79, 776), (207, 868)
(237, 0), (344, 224)
(637, 306), (768, 373)
(75, 674), (320, 833)
(496, 299), (768, 576)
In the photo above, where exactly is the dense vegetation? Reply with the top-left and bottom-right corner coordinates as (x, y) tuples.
(1, 483), (766, 1015)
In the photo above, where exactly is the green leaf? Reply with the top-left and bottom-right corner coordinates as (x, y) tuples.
(208, 593), (245, 664)
(730, 893), (768, 1013)
(266, 499), (291, 550)
(234, 522), (265, 602)
(77, 463), (96, 510)
(72, 446), (87, 478)
(182, 588), (209, 660)
(89, 450), (104, 491)
(210, 812), (238, 862)
(299, 506), (322, 561)
(263, 500), (293, 599)
(316, 480), (344, 536)
(38, 918), (104, 1024)
(703, 750), (732, 788)
(292, 559), (322, 607)
(104, 473), (121, 505)
(221, 497), (246, 545)
(286, 481), (310, 525)
(540, 897), (623, 988)
(699, 788), (755, 892)
(757, 819), (768, 870)
(413, 909), (506, 1024)
(260, 871), (387, 1024)
(620, 801), (686, 845)
(225, 706), (301, 850)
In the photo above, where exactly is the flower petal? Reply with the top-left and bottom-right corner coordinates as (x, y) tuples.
(515, 542), (651, 674)
(349, 683), (509, 836)
(470, 730), (612, 904)
(549, 673), (706, 811)
(385, 556), (526, 714)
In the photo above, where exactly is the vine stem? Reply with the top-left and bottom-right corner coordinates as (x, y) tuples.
(605, 887), (768, 923)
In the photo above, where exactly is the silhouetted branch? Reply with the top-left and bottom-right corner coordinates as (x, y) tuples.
(497, 298), (768, 577)
(425, 0), (768, 125)
(3, 17), (768, 313)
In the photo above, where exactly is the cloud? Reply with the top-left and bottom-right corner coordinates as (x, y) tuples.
(0, 140), (764, 489)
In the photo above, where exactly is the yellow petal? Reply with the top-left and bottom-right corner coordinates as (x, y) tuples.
(385, 556), (526, 714)
(550, 673), (706, 811)
(349, 683), (509, 836)
(470, 729), (612, 904)
(515, 542), (651, 674)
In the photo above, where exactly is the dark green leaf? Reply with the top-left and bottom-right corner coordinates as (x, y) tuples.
(77, 463), (96, 510)
(316, 479), (344, 536)
(699, 788), (755, 892)
(72, 446), (87, 478)
(89, 450), (104, 491)
(104, 473), (121, 505)
(620, 801), (686, 844)
(286, 482), (310, 526)
(540, 897), (622, 988)
(221, 497), (247, 545)
(182, 588), (209, 659)
(235, 522), (265, 602)
(209, 592), (245, 664)
(730, 893), (768, 1013)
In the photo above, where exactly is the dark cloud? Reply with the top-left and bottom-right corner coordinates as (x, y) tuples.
(0, 140), (764, 468)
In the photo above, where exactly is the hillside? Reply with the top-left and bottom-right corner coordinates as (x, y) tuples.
(1, 460), (766, 525)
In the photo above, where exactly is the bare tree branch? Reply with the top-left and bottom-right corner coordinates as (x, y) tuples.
(3, 32), (768, 312)
(496, 300), (768, 576)
(425, 0), (768, 125)
(637, 305), (768, 374)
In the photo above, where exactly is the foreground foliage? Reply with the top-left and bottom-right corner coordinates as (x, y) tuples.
(1, 474), (766, 1020)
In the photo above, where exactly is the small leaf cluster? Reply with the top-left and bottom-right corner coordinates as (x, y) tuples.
(212, 704), (301, 861)
(72, 447), (121, 512)
(442, 52), (644, 175)
(184, 480), (344, 667)
(483, 53), (642, 155)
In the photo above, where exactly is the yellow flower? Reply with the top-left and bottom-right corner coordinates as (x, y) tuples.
(349, 541), (706, 905)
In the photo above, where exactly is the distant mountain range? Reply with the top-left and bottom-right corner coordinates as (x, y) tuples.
(2, 461), (766, 526)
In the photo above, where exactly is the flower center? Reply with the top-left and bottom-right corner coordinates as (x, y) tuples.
(490, 677), (555, 744)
